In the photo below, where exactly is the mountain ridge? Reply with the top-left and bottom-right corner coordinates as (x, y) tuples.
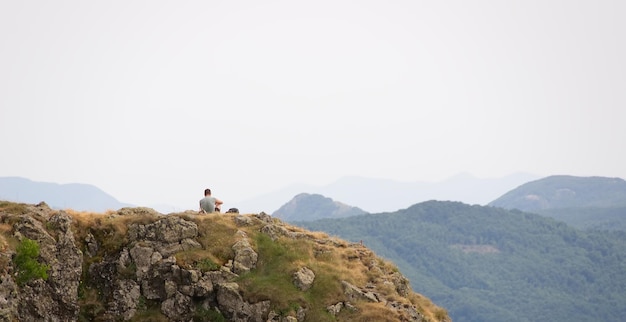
(489, 175), (626, 210)
(0, 176), (132, 212)
(235, 172), (540, 214)
(272, 193), (368, 222)
(489, 175), (626, 230)
(1, 173), (541, 215)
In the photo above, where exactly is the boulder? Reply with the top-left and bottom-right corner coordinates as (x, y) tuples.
(232, 235), (258, 275)
(293, 267), (315, 291)
(161, 292), (193, 322)
(216, 282), (271, 322)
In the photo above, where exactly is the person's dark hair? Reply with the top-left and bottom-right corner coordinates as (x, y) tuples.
(204, 188), (211, 196)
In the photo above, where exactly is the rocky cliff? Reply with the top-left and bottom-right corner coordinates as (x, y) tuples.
(0, 201), (450, 322)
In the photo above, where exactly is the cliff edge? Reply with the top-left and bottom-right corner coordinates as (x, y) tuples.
(0, 201), (450, 322)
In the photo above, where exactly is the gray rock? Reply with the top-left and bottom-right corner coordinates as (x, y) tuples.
(84, 232), (99, 257)
(293, 267), (315, 291)
(234, 215), (252, 226)
(193, 275), (214, 297)
(216, 283), (270, 322)
(128, 216), (198, 244)
(129, 244), (154, 279)
(0, 274), (18, 320)
(260, 224), (290, 241)
(12, 211), (83, 321)
(105, 280), (141, 321)
(232, 236), (258, 275)
(161, 292), (193, 322)
(254, 212), (274, 223)
(342, 281), (379, 303)
(391, 271), (411, 297)
(216, 283), (243, 318)
(327, 302), (344, 316)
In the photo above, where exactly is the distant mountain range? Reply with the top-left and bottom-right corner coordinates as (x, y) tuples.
(489, 175), (626, 230)
(236, 172), (540, 214)
(0, 177), (132, 212)
(1, 173), (539, 215)
(273, 175), (626, 231)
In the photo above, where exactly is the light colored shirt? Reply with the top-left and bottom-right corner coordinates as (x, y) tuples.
(199, 196), (217, 213)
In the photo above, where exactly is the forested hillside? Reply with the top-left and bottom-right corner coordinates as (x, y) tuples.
(296, 201), (626, 322)
(533, 206), (626, 231)
(489, 175), (626, 230)
(489, 175), (626, 210)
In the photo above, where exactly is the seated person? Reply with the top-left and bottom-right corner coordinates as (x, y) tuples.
(199, 188), (223, 213)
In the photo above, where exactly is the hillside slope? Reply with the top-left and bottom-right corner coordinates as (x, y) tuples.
(489, 175), (626, 230)
(0, 200), (450, 322)
(273, 193), (368, 222)
(297, 201), (626, 322)
(489, 175), (626, 210)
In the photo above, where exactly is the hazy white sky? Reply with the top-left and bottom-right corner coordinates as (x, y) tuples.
(1, 1), (625, 210)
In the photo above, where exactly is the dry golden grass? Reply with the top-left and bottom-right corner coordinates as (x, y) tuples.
(67, 208), (162, 257)
(0, 223), (12, 273)
(0, 235), (6, 253)
(65, 209), (114, 223)
(0, 221), (19, 252)
(66, 210), (103, 238)
(408, 292), (449, 322)
(0, 201), (30, 215)
(0, 223), (12, 235)
(184, 214), (239, 262)
(175, 249), (221, 271)
(282, 222), (330, 240)
(344, 302), (403, 322)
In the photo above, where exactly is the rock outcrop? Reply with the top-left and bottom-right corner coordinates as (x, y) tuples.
(0, 201), (451, 322)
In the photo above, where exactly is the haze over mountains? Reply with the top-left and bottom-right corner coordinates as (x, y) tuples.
(1, 172), (540, 214)
(0, 177), (131, 212)
(236, 172), (540, 214)
(275, 175), (626, 225)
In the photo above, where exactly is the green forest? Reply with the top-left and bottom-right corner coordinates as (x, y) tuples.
(535, 206), (626, 231)
(295, 201), (626, 322)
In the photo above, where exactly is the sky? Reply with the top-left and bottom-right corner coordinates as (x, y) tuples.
(1, 1), (625, 211)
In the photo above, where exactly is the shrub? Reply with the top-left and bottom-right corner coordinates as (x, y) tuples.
(196, 258), (220, 272)
(13, 238), (49, 286)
